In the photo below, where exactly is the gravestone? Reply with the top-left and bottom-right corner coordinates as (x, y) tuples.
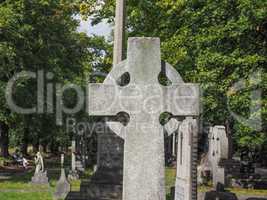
(78, 124), (123, 200)
(174, 117), (198, 200)
(88, 37), (199, 200)
(54, 154), (70, 199)
(76, 136), (86, 172)
(66, 123), (123, 200)
(31, 151), (49, 185)
(204, 184), (238, 200)
(208, 126), (229, 187)
(172, 133), (177, 157)
(68, 140), (79, 181)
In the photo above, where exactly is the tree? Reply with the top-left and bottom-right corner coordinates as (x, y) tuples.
(0, 0), (93, 155)
(86, 0), (267, 154)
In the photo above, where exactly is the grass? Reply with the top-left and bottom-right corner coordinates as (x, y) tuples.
(165, 167), (176, 194)
(1, 157), (266, 200)
(0, 165), (176, 200)
(0, 171), (82, 200)
(0, 192), (53, 200)
(199, 186), (267, 197)
(230, 188), (267, 196)
(0, 154), (85, 200)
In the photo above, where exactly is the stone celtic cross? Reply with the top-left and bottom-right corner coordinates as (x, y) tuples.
(88, 37), (199, 200)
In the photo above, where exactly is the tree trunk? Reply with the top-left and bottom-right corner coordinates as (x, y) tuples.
(21, 126), (29, 156)
(42, 143), (47, 153)
(33, 139), (39, 153)
(225, 119), (233, 159)
(0, 122), (9, 158)
(50, 140), (59, 154)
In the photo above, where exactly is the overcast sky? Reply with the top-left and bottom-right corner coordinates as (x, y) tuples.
(77, 16), (112, 38)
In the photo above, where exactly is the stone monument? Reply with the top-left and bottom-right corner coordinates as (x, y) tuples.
(68, 140), (79, 181)
(204, 183), (238, 200)
(54, 154), (70, 199)
(66, 123), (123, 200)
(173, 118), (198, 200)
(78, 123), (123, 200)
(88, 37), (199, 200)
(209, 126), (229, 187)
(31, 151), (49, 185)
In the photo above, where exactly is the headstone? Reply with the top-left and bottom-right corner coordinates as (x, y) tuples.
(78, 125), (123, 200)
(208, 126), (229, 187)
(76, 137), (85, 172)
(204, 183), (238, 200)
(172, 133), (177, 157)
(255, 168), (267, 179)
(88, 37), (199, 200)
(68, 140), (79, 181)
(31, 151), (49, 185)
(197, 154), (212, 185)
(174, 117), (198, 200)
(54, 154), (70, 199)
(164, 131), (176, 166)
(71, 141), (76, 171)
(66, 124), (123, 200)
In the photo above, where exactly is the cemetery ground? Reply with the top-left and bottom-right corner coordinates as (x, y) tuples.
(0, 152), (82, 200)
(0, 151), (176, 200)
(0, 153), (266, 200)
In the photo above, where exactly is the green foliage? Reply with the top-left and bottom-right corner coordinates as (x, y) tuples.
(0, 0), (112, 151)
(88, 0), (267, 152)
(0, 0), (266, 156)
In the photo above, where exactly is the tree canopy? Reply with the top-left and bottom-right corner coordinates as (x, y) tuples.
(0, 0), (111, 156)
(0, 0), (266, 160)
(87, 0), (267, 156)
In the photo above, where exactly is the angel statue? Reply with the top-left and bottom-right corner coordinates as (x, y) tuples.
(34, 151), (44, 174)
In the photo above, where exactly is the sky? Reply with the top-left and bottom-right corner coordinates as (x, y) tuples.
(76, 16), (112, 38)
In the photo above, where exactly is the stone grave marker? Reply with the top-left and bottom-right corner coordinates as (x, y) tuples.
(204, 182), (238, 200)
(173, 117), (198, 200)
(88, 37), (199, 200)
(66, 123), (124, 200)
(78, 123), (124, 200)
(54, 154), (70, 199)
(68, 140), (79, 180)
(209, 126), (229, 187)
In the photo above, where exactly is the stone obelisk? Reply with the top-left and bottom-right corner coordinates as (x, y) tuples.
(113, 0), (126, 65)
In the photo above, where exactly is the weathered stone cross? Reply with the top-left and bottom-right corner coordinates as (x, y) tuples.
(88, 37), (199, 200)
